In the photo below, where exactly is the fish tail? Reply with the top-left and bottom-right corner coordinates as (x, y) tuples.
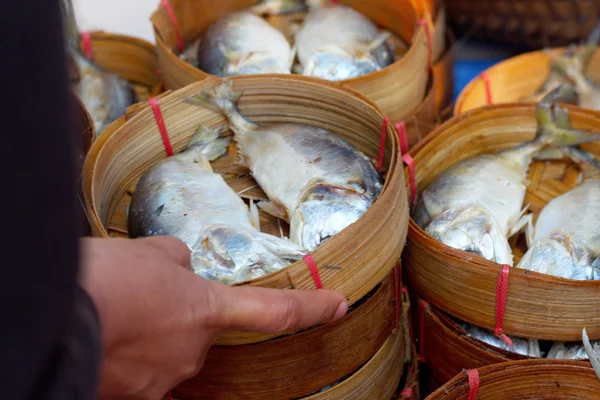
(535, 85), (600, 147)
(579, 21), (600, 70)
(187, 124), (232, 162)
(184, 79), (257, 137)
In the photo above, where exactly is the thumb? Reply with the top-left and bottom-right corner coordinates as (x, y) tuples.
(210, 283), (349, 334)
(139, 236), (192, 269)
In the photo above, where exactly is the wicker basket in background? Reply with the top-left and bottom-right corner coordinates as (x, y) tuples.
(444, 0), (600, 49)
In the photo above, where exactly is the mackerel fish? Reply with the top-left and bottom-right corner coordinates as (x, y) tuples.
(412, 87), (600, 266)
(128, 126), (306, 284)
(294, 3), (394, 81)
(460, 322), (541, 357)
(186, 80), (384, 251)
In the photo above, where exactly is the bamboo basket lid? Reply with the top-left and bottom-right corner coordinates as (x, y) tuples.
(454, 47), (600, 115)
(174, 270), (401, 399)
(82, 74), (408, 344)
(77, 31), (163, 101)
(150, 0), (429, 122)
(426, 359), (600, 399)
(404, 103), (600, 342)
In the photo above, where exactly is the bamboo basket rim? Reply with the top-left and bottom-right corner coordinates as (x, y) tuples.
(83, 73), (408, 344)
(149, 0), (428, 86)
(426, 359), (600, 399)
(405, 102), (600, 341)
(454, 46), (600, 115)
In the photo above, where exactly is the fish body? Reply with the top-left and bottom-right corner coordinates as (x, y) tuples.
(295, 5), (394, 81)
(548, 341), (600, 360)
(413, 88), (600, 265)
(460, 323), (541, 357)
(128, 126), (306, 284)
(187, 80), (383, 251)
(196, 11), (293, 77)
(251, 0), (307, 15)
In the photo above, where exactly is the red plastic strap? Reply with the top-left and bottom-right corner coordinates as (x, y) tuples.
(81, 31), (93, 60)
(418, 299), (429, 363)
(160, 0), (184, 53)
(401, 388), (414, 399)
(417, 19), (433, 69)
(402, 154), (416, 206)
(148, 97), (174, 157)
(494, 264), (513, 348)
(480, 71), (493, 105)
(303, 254), (323, 289)
(393, 265), (400, 330)
(377, 117), (389, 172)
(395, 121), (408, 155)
(467, 369), (480, 400)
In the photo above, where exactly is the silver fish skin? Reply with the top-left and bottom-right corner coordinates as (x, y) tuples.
(128, 125), (307, 284)
(547, 341), (600, 360)
(196, 11), (293, 77)
(294, 5), (393, 81)
(460, 323), (541, 357)
(186, 80), (383, 251)
(412, 88), (600, 266)
(61, 0), (135, 137)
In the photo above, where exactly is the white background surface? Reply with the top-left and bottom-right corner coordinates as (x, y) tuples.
(73, 0), (157, 43)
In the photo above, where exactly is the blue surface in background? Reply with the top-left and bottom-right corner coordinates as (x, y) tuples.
(453, 58), (506, 102)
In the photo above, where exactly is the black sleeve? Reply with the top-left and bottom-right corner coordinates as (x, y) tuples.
(0, 1), (101, 399)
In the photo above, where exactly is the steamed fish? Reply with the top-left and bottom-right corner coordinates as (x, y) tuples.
(186, 80), (383, 251)
(128, 126), (306, 284)
(412, 87), (600, 266)
(516, 113), (600, 280)
(548, 340), (600, 360)
(251, 0), (307, 15)
(295, 4), (394, 80)
(61, 0), (135, 137)
(460, 322), (541, 357)
(194, 11), (293, 77)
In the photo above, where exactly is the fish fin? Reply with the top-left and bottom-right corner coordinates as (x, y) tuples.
(255, 231), (307, 260)
(249, 200), (261, 231)
(507, 207), (532, 239)
(553, 105), (573, 129)
(421, 190), (445, 221)
(257, 200), (288, 221)
(288, 43), (298, 71)
(187, 125), (232, 161)
(583, 328), (600, 380)
(364, 32), (392, 53)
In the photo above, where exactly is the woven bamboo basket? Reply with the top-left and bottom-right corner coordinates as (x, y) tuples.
(433, 29), (455, 117)
(404, 103), (600, 342)
(72, 91), (95, 235)
(173, 270), (401, 399)
(426, 359), (600, 399)
(150, 0), (428, 122)
(77, 31), (163, 101)
(445, 0), (600, 49)
(455, 47), (600, 114)
(83, 74), (408, 345)
(404, 74), (437, 150)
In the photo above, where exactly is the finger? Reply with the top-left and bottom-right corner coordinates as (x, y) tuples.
(139, 236), (192, 269)
(212, 284), (348, 334)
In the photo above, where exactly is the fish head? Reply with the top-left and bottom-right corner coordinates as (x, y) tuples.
(516, 231), (596, 280)
(191, 225), (302, 284)
(425, 207), (513, 265)
(290, 182), (375, 251)
(304, 45), (380, 81)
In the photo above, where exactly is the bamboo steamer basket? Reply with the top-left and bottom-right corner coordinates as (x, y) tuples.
(404, 103), (600, 342)
(83, 74), (408, 345)
(405, 74), (437, 150)
(150, 0), (429, 122)
(455, 47), (600, 115)
(433, 29), (455, 117)
(77, 31), (163, 101)
(445, 0), (600, 49)
(426, 359), (600, 399)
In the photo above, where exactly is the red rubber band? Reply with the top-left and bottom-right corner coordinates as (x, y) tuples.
(160, 0), (184, 53)
(401, 388), (414, 399)
(467, 369), (480, 400)
(393, 265), (400, 330)
(418, 299), (429, 363)
(157, 68), (163, 76)
(303, 254), (323, 289)
(402, 154), (416, 206)
(480, 71), (493, 105)
(377, 117), (389, 172)
(148, 97), (174, 157)
(494, 264), (514, 348)
(81, 31), (93, 60)
(396, 121), (408, 155)
(417, 19), (433, 69)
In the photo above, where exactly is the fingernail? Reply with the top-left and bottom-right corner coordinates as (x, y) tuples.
(334, 301), (348, 320)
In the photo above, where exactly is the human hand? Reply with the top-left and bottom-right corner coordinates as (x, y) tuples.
(79, 236), (348, 400)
